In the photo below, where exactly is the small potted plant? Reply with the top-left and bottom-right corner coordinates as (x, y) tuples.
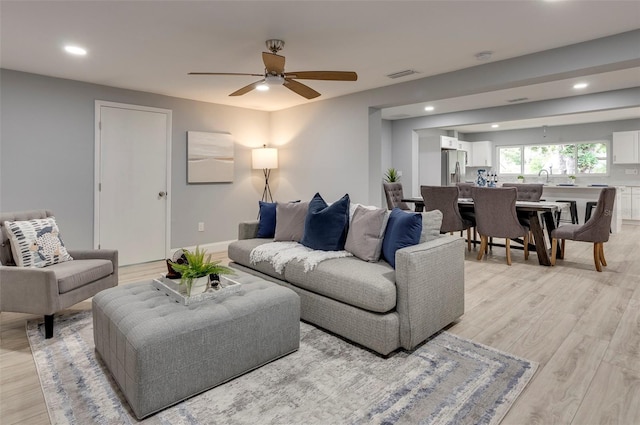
(517, 175), (525, 183)
(169, 246), (234, 296)
(568, 175), (576, 184)
(384, 168), (400, 182)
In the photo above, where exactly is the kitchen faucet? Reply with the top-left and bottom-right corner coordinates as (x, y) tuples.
(538, 169), (549, 183)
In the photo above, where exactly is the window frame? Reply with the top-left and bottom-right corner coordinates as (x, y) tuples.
(496, 140), (609, 177)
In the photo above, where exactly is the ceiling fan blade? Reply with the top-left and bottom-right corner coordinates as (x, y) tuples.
(229, 80), (263, 97)
(284, 78), (321, 99)
(284, 71), (358, 81)
(262, 52), (285, 74)
(189, 72), (263, 77)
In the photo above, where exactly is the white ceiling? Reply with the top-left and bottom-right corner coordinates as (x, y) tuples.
(1, 1), (639, 129)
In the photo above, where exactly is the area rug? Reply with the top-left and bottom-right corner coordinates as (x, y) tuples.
(27, 311), (537, 425)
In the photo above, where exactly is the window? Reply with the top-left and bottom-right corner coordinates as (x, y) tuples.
(498, 141), (608, 176)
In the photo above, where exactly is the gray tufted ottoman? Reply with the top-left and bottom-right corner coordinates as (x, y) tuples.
(92, 272), (300, 419)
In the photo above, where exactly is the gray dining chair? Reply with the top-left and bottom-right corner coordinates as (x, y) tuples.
(421, 185), (474, 251)
(456, 182), (474, 199)
(550, 187), (616, 272)
(502, 183), (544, 242)
(472, 187), (530, 265)
(383, 182), (411, 210)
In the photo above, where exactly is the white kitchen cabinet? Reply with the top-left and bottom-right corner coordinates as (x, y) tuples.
(470, 141), (493, 167)
(612, 131), (640, 164)
(632, 187), (640, 220)
(458, 141), (471, 165)
(621, 186), (632, 219)
(440, 136), (458, 150)
(620, 186), (640, 221)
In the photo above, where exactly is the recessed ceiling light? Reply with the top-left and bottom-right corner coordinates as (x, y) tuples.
(424, 106), (435, 111)
(573, 82), (588, 89)
(491, 124), (500, 128)
(64, 45), (87, 56)
(256, 83), (269, 92)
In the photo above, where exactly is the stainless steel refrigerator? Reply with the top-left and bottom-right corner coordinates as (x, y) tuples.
(441, 150), (466, 186)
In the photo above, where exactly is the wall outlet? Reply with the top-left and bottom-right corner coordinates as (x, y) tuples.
(198, 222), (205, 232)
(625, 169), (639, 175)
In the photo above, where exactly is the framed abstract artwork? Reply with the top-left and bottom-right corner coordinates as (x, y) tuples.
(187, 131), (234, 183)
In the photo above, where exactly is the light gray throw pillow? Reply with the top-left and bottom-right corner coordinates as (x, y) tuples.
(274, 202), (309, 242)
(420, 210), (443, 243)
(345, 205), (388, 262)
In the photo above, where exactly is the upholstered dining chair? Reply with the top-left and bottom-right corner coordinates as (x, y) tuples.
(383, 182), (411, 210)
(0, 210), (118, 338)
(421, 185), (474, 251)
(550, 187), (616, 272)
(472, 187), (529, 265)
(502, 183), (544, 242)
(455, 182), (475, 199)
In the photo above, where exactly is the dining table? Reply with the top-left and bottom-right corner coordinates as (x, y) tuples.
(402, 197), (569, 266)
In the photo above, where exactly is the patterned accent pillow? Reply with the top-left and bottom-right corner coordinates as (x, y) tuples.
(4, 217), (73, 268)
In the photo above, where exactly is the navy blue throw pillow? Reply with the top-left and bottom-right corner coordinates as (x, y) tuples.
(300, 193), (350, 251)
(382, 208), (422, 268)
(256, 201), (277, 238)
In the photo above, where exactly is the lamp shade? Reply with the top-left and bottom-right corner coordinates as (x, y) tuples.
(252, 147), (278, 169)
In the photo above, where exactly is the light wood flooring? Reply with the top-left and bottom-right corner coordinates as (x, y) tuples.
(1, 230), (639, 424)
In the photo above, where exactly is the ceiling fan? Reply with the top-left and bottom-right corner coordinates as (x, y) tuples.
(189, 39), (358, 100)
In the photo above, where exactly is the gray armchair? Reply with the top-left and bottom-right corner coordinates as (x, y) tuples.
(0, 210), (118, 338)
(383, 182), (411, 210)
(472, 187), (530, 265)
(550, 187), (616, 272)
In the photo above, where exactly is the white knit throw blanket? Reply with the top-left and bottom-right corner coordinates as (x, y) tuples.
(249, 241), (353, 273)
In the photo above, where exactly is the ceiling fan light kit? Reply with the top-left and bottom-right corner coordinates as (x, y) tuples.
(189, 39), (357, 100)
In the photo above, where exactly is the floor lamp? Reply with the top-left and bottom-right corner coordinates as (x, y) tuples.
(252, 145), (278, 203)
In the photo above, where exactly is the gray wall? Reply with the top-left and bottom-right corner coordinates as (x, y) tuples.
(0, 69), (269, 249)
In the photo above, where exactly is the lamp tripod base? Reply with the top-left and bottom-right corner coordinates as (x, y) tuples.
(261, 168), (273, 203)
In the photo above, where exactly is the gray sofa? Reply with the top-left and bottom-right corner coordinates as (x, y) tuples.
(228, 220), (465, 356)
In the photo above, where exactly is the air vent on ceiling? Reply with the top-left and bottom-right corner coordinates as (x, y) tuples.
(507, 97), (529, 103)
(386, 69), (419, 79)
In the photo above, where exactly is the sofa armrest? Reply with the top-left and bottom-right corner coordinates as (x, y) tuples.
(67, 249), (118, 269)
(0, 265), (60, 314)
(395, 235), (465, 350)
(238, 221), (259, 240)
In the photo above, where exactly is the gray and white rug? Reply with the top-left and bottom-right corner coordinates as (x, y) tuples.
(27, 311), (537, 425)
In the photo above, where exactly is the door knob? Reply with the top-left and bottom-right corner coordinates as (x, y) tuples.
(158, 191), (167, 198)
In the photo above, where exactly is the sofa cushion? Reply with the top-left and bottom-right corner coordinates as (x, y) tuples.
(256, 201), (277, 238)
(420, 210), (444, 243)
(345, 205), (388, 262)
(300, 193), (350, 251)
(227, 238), (286, 280)
(274, 202), (309, 242)
(4, 217), (73, 268)
(46, 259), (113, 294)
(284, 256), (397, 313)
(382, 208), (422, 268)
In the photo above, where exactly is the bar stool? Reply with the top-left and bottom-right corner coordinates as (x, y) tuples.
(555, 200), (579, 226)
(585, 201), (597, 223)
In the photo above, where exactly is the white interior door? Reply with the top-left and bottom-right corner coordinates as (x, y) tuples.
(95, 102), (171, 266)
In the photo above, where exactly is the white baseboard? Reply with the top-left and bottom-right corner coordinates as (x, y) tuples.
(169, 240), (236, 256)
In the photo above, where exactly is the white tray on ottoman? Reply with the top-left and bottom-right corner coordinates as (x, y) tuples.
(92, 271), (300, 419)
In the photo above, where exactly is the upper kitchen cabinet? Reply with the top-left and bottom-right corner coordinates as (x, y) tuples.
(612, 131), (640, 164)
(470, 141), (493, 167)
(440, 136), (458, 150)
